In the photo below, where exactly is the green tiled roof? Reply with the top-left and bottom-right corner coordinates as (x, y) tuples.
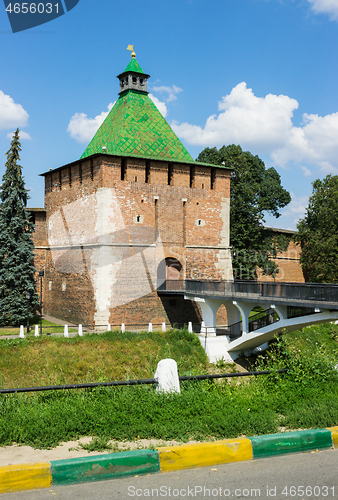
(123, 58), (145, 74)
(81, 90), (194, 163)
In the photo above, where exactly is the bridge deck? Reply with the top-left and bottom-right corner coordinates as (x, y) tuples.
(157, 280), (338, 310)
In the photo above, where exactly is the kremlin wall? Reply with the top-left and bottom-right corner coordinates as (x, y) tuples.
(27, 52), (304, 328)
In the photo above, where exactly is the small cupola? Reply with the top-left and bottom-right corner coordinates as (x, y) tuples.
(117, 46), (150, 95)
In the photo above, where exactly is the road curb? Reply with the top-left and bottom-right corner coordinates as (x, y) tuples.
(249, 428), (332, 459)
(0, 462), (51, 494)
(51, 449), (160, 486)
(158, 438), (253, 472)
(1, 427), (337, 494)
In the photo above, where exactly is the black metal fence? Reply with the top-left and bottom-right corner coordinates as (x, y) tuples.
(226, 308), (279, 340)
(0, 369), (289, 394)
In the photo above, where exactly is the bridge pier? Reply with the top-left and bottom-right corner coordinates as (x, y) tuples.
(225, 301), (241, 326)
(187, 296), (221, 336)
(232, 300), (253, 335)
(186, 296), (257, 337)
(271, 304), (288, 320)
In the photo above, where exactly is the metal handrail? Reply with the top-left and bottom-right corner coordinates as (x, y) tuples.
(0, 369), (289, 394)
(157, 279), (338, 305)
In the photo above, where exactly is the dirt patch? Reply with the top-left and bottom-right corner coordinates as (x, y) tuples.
(0, 437), (189, 466)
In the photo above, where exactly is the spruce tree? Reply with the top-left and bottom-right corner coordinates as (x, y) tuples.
(0, 129), (39, 325)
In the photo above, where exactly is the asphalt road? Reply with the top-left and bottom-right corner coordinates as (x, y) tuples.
(2, 448), (338, 500)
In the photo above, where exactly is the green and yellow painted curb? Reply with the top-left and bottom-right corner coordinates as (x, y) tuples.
(1, 426), (338, 494)
(0, 462), (51, 494)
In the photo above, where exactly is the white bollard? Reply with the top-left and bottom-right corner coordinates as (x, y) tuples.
(78, 324), (83, 336)
(19, 325), (25, 338)
(148, 322), (153, 333)
(34, 325), (39, 337)
(121, 323), (125, 333)
(188, 321), (193, 333)
(107, 323), (111, 332)
(64, 325), (69, 337)
(162, 322), (166, 332)
(154, 359), (180, 394)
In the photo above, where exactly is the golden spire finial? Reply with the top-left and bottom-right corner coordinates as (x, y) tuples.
(127, 44), (136, 58)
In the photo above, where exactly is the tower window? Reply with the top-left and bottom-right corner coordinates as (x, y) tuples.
(121, 159), (127, 181)
(134, 214), (143, 223)
(145, 161), (150, 183)
(132, 76), (137, 83)
(168, 163), (174, 185)
(211, 168), (216, 190)
(190, 166), (195, 188)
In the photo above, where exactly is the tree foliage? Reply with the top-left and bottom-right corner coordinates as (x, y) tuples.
(295, 174), (338, 283)
(0, 129), (39, 325)
(197, 145), (291, 280)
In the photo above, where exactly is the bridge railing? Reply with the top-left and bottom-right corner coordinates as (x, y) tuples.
(157, 279), (338, 304)
(227, 308), (279, 340)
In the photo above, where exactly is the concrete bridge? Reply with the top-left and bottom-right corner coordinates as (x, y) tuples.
(158, 280), (338, 362)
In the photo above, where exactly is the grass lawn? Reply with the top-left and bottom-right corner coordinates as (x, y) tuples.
(0, 324), (337, 449)
(0, 329), (208, 388)
(0, 318), (77, 336)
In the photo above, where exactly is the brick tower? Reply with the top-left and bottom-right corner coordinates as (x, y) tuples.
(41, 51), (233, 327)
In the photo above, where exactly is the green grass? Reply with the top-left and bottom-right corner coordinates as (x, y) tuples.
(0, 324), (338, 449)
(0, 329), (208, 389)
(0, 318), (77, 336)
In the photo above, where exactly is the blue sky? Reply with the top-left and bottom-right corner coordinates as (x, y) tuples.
(0, 0), (338, 230)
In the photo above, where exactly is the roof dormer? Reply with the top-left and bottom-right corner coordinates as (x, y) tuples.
(117, 46), (150, 95)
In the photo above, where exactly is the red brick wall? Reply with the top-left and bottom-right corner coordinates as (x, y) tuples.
(28, 209), (47, 313)
(257, 236), (304, 283)
(41, 155), (232, 325)
(33, 159), (306, 326)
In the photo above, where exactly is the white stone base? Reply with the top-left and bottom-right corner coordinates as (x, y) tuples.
(197, 334), (233, 363)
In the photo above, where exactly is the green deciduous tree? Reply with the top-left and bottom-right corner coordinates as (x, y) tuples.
(197, 145), (291, 280)
(0, 129), (39, 325)
(295, 174), (338, 283)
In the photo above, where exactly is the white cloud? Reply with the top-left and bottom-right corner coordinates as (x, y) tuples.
(301, 166), (312, 177)
(282, 192), (309, 219)
(307, 0), (338, 20)
(6, 130), (32, 140)
(67, 103), (114, 143)
(0, 90), (29, 130)
(271, 112), (338, 173)
(172, 82), (298, 151)
(151, 85), (182, 103)
(149, 94), (168, 117)
(271, 192), (310, 230)
(172, 82), (338, 175)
